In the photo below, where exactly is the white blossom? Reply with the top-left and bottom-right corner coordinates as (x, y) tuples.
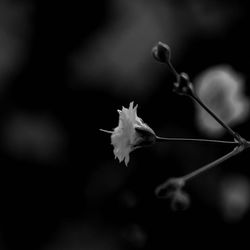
(102, 102), (155, 166)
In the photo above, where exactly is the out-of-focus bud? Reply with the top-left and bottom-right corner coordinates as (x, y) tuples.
(155, 177), (185, 199)
(171, 189), (190, 211)
(155, 178), (190, 211)
(152, 41), (171, 63)
(219, 174), (250, 223)
(122, 224), (147, 249)
(195, 65), (250, 136)
(173, 72), (194, 96)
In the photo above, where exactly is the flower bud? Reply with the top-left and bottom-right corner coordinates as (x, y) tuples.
(152, 41), (171, 63)
(155, 178), (185, 199)
(173, 72), (194, 96)
(171, 189), (190, 211)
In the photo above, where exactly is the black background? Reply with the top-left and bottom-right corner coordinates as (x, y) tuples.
(0, 0), (250, 249)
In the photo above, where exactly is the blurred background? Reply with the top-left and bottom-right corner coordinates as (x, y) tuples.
(0, 0), (250, 249)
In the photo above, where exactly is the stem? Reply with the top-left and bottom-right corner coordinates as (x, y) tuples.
(99, 129), (113, 134)
(167, 60), (180, 82)
(181, 146), (242, 183)
(190, 92), (241, 142)
(156, 136), (238, 145)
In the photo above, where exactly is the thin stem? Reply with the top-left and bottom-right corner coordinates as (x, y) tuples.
(167, 60), (180, 82)
(156, 136), (238, 145)
(154, 42), (243, 143)
(190, 92), (241, 141)
(99, 129), (113, 134)
(181, 146), (242, 183)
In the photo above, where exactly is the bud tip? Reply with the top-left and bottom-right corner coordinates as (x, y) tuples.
(152, 41), (171, 63)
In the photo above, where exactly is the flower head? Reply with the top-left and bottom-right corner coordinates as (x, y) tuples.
(101, 102), (155, 166)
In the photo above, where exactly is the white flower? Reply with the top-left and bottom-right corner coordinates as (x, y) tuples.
(195, 65), (250, 136)
(101, 102), (155, 166)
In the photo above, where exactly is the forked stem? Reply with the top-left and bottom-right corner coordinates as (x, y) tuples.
(153, 41), (247, 144)
(181, 145), (243, 183)
(156, 145), (245, 196)
(189, 92), (243, 143)
(152, 41), (250, 205)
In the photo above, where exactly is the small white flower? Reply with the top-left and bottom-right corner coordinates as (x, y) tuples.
(101, 102), (155, 166)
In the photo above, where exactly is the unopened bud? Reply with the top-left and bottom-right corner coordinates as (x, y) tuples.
(155, 177), (185, 199)
(171, 189), (190, 211)
(152, 41), (171, 63)
(173, 72), (194, 96)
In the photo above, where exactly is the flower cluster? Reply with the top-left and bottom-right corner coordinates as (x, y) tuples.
(101, 41), (250, 211)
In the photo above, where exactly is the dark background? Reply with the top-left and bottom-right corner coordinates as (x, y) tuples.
(0, 0), (250, 249)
